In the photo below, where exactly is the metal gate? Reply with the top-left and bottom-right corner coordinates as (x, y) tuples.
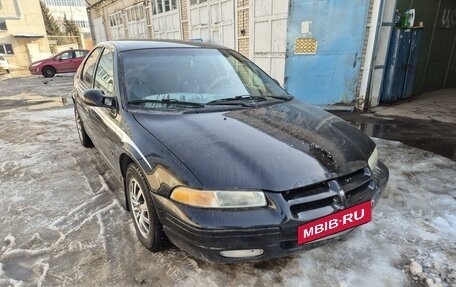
(250, 0), (289, 85)
(188, 0), (235, 49)
(284, 0), (369, 105)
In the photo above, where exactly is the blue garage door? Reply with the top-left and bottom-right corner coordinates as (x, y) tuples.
(284, 0), (369, 105)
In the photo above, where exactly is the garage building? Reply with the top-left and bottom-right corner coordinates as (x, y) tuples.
(85, 0), (456, 110)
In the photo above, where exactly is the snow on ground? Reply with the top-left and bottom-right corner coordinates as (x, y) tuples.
(0, 77), (455, 287)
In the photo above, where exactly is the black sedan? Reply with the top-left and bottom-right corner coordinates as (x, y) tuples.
(72, 40), (388, 263)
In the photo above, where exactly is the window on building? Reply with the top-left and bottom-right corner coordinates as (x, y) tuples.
(0, 20), (6, 31)
(109, 12), (125, 39)
(163, 0), (170, 12)
(0, 44), (14, 55)
(43, 0), (86, 7)
(73, 20), (89, 29)
(171, 0), (177, 10)
(126, 4), (146, 38)
(190, 0), (207, 5)
(152, 0), (177, 14)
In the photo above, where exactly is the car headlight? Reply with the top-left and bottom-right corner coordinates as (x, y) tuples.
(31, 62), (42, 67)
(170, 187), (267, 208)
(368, 147), (378, 171)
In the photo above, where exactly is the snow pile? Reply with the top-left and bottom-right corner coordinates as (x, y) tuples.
(0, 94), (455, 286)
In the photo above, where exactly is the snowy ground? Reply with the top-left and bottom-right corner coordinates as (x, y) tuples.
(0, 76), (455, 287)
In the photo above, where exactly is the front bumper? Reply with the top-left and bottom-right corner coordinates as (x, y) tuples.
(153, 161), (389, 263)
(29, 66), (41, 75)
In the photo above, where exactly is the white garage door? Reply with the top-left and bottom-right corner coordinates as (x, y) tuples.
(188, 0), (235, 49)
(151, 0), (182, 39)
(250, 0), (288, 85)
(93, 16), (107, 43)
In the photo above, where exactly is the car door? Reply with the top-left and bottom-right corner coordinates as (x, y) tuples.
(54, 51), (74, 73)
(75, 47), (104, 145)
(90, 47), (122, 173)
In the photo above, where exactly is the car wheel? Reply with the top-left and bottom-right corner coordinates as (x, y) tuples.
(126, 163), (168, 251)
(74, 105), (93, 147)
(42, 66), (56, 77)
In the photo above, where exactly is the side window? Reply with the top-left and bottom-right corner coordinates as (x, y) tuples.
(94, 49), (114, 95)
(75, 50), (88, 58)
(60, 51), (72, 60)
(82, 48), (103, 87)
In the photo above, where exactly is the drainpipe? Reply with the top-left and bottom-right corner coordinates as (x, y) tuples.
(357, 0), (383, 110)
(85, 0), (97, 44)
(1, 0), (23, 20)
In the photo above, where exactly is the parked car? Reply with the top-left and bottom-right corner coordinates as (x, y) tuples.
(72, 40), (389, 263)
(0, 54), (9, 73)
(29, 49), (89, 77)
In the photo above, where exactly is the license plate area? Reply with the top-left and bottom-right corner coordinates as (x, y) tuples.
(297, 201), (372, 245)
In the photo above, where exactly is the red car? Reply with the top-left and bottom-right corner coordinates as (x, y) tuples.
(29, 49), (89, 77)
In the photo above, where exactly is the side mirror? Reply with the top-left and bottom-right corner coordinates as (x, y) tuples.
(83, 89), (115, 109)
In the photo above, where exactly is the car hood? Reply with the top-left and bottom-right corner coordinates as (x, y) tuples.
(133, 100), (376, 191)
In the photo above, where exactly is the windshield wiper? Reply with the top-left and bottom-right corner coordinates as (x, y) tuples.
(206, 95), (267, 107)
(206, 94), (293, 106)
(128, 99), (205, 108)
(264, 94), (294, 101)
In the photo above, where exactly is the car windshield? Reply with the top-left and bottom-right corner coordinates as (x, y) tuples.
(121, 48), (288, 109)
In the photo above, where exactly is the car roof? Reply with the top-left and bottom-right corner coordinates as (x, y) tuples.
(103, 40), (228, 52)
(61, 49), (89, 53)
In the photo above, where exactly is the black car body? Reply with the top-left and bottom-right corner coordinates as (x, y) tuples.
(72, 40), (389, 263)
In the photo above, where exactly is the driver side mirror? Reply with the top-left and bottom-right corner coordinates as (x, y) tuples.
(83, 89), (116, 109)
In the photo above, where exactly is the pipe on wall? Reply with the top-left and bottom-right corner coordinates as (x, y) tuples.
(357, 0), (383, 110)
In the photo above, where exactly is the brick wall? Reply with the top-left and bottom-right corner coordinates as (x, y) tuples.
(237, 0), (249, 56)
(180, 0), (189, 40)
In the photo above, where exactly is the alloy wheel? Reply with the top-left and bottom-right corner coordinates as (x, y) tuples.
(129, 178), (150, 238)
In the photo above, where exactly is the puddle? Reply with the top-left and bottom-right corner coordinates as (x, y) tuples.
(333, 111), (456, 162)
(0, 93), (72, 112)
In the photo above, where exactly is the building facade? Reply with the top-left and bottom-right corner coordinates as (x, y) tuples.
(0, 0), (51, 67)
(86, 0), (456, 110)
(42, 0), (91, 34)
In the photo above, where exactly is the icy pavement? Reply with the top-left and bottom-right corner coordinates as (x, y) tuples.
(0, 78), (455, 287)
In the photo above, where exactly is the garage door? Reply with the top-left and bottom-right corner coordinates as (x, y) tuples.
(93, 16), (107, 43)
(188, 0), (235, 49)
(151, 0), (181, 39)
(250, 0), (289, 85)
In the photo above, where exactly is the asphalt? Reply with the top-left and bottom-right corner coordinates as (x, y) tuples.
(332, 88), (456, 162)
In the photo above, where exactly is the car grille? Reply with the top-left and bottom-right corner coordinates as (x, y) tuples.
(282, 167), (373, 220)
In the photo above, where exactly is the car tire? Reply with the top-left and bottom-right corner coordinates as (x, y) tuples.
(42, 66), (56, 77)
(74, 105), (93, 147)
(126, 163), (168, 252)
